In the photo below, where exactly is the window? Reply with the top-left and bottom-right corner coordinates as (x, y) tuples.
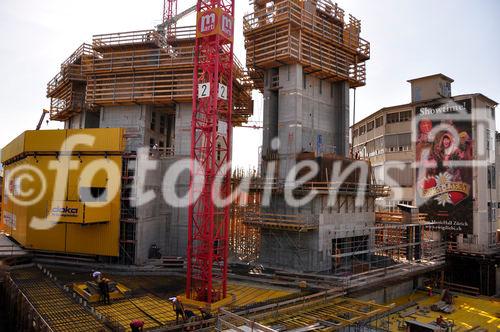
(151, 111), (157, 130)
(80, 187), (107, 202)
(303, 73), (307, 89)
(488, 202), (496, 223)
(441, 82), (451, 97)
(399, 110), (412, 122)
(359, 125), (366, 135)
(385, 133), (411, 152)
(374, 137), (384, 153)
(386, 112), (399, 124)
(373, 165), (384, 184)
(366, 140), (375, 155)
(160, 114), (166, 134)
(353, 128), (359, 138)
(488, 165), (496, 189)
(375, 116), (384, 128)
(367, 121), (374, 132)
(150, 138), (155, 148)
(159, 141), (165, 148)
(387, 162), (413, 187)
(398, 133), (411, 149)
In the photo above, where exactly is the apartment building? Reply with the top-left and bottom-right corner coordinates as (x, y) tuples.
(352, 74), (499, 294)
(353, 74), (498, 248)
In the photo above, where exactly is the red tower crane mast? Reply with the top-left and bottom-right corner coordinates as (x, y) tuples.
(187, 0), (235, 303)
(163, 0), (178, 41)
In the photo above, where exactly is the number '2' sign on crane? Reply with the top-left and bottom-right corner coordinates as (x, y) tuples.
(187, 0), (235, 303)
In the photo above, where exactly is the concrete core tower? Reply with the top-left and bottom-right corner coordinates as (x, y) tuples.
(244, 0), (381, 272)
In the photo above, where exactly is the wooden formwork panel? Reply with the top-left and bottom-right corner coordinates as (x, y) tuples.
(81, 46), (196, 74)
(48, 27), (255, 125)
(85, 70), (253, 123)
(245, 26), (365, 86)
(86, 70), (194, 105)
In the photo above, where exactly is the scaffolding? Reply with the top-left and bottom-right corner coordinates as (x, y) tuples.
(48, 28), (254, 126)
(244, 0), (370, 91)
(119, 152), (138, 265)
(230, 190), (262, 263)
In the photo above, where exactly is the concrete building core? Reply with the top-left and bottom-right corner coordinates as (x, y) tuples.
(243, 1), (403, 273)
(37, 28), (255, 265)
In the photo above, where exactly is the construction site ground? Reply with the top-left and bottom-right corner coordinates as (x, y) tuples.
(5, 264), (500, 331)
(5, 265), (299, 331)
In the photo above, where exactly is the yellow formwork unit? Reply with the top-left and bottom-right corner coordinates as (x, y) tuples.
(0, 128), (124, 257)
(383, 291), (500, 331)
(179, 282), (296, 312)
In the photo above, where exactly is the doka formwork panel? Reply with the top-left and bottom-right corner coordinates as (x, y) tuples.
(2, 154), (123, 257)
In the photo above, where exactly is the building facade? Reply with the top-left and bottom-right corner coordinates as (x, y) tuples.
(352, 74), (499, 294)
(353, 74), (498, 250)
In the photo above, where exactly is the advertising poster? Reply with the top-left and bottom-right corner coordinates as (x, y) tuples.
(415, 99), (473, 234)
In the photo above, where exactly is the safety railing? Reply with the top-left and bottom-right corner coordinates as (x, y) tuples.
(316, 0), (345, 23)
(93, 29), (168, 50)
(81, 46), (196, 74)
(376, 212), (428, 223)
(171, 25), (196, 40)
(244, 212), (319, 231)
(446, 241), (500, 255)
(149, 147), (176, 159)
(349, 62), (366, 86)
(49, 91), (87, 120)
(247, 178), (389, 196)
(216, 308), (278, 332)
(47, 64), (86, 97)
(243, 0), (370, 59)
(60, 43), (93, 68)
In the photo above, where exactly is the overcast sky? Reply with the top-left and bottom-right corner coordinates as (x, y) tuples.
(0, 0), (499, 170)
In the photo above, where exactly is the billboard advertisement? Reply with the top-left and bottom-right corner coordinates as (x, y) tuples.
(415, 99), (473, 234)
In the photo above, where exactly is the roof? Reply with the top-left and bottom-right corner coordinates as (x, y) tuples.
(352, 93), (498, 128)
(407, 73), (454, 83)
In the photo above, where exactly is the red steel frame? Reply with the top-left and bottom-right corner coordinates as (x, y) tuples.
(187, 0), (234, 303)
(163, 0), (178, 41)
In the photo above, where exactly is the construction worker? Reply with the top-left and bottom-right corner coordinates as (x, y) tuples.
(102, 277), (111, 305)
(171, 297), (186, 324)
(92, 271), (107, 304)
(94, 272), (110, 305)
(130, 320), (144, 332)
(436, 315), (445, 327)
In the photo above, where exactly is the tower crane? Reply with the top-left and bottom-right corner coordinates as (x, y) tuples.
(187, 0), (236, 303)
(158, 1), (197, 40)
(157, 0), (196, 35)
(162, 0), (177, 41)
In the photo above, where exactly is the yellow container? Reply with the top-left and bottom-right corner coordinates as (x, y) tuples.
(1, 128), (124, 257)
